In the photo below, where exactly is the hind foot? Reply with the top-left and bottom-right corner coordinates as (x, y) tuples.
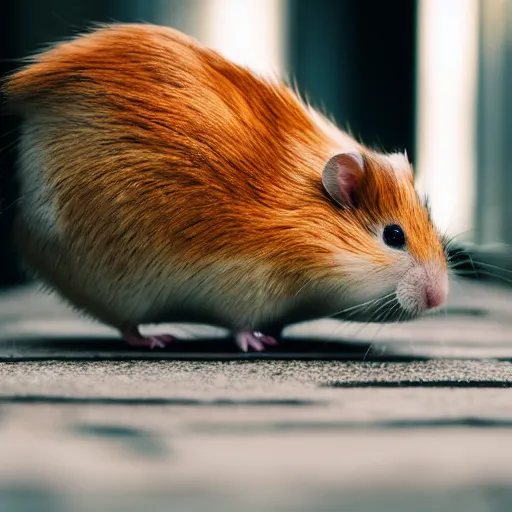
(235, 330), (278, 352)
(122, 326), (174, 349)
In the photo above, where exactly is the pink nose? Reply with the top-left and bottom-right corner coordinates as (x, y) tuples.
(425, 285), (447, 309)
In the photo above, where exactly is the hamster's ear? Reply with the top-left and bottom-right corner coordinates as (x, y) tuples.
(322, 151), (365, 207)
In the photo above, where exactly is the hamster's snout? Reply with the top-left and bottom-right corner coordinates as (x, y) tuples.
(396, 263), (448, 316)
(425, 279), (447, 309)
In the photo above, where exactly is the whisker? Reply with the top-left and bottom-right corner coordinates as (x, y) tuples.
(371, 297), (398, 323)
(326, 292), (395, 319)
(387, 301), (402, 323)
(448, 255), (480, 277)
(367, 323), (388, 353)
(442, 229), (475, 251)
(0, 127), (20, 140)
(0, 196), (22, 218)
(448, 260), (473, 269)
(462, 251), (477, 277)
(346, 320), (374, 342)
(453, 269), (512, 285)
(362, 343), (373, 360)
(0, 136), (21, 157)
(473, 260), (512, 274)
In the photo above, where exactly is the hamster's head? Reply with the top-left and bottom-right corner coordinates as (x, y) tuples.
(320, 149), (448, 322)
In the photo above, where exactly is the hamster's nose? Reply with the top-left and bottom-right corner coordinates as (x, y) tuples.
(425, 287), (445, 309)
(424, 268), (448, 309)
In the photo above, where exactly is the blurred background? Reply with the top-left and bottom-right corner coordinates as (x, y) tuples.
(0, 0), (507, 288)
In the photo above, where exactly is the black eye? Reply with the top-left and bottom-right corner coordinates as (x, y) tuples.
(383, 224), (406, 249)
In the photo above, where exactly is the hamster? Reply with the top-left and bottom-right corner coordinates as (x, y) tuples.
(2, 23), (448, 351)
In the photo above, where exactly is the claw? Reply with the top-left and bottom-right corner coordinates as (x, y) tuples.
(235, 330), (278, 352)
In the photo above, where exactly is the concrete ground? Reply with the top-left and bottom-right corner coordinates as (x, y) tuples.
(1, 278), (512, 511)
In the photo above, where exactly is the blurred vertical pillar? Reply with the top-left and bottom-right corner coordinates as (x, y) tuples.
(287, 0), (417, 158)
(416, 0), (479, 243)
(476, 0), (512, 250)
(198, 0), (287, 75)
(418, 0), (512, 252)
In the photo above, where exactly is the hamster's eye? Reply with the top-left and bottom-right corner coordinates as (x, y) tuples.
(383, 224), (406, 249)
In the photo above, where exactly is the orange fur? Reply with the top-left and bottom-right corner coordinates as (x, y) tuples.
(3, 23), (447, 331)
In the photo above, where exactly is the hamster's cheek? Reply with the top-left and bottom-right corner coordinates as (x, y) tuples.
(342, 256), (404, 304)
(352, 251), (413, 313)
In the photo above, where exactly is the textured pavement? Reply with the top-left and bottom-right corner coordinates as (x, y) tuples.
(0, 279), (512, 511)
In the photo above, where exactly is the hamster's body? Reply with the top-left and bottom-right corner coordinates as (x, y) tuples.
(3, 24), (448, 350)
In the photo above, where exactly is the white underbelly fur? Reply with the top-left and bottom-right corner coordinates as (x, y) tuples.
(17, 120), (61, 246)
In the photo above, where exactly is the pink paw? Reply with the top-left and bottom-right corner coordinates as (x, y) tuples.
(122, 328), (174, 350)
(235, 330), (278, 352)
